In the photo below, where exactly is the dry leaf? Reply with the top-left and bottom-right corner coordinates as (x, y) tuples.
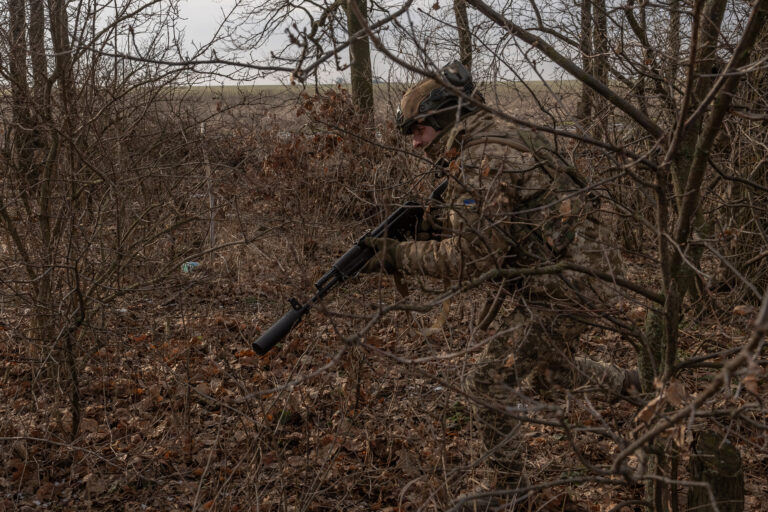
(744, 360), (761, 395)
(635, 395), (662, 424)
(627, 306), (646, 323)
(395, 448), (421, 478)
(81, 417), (99, 433)
(480, 157), (491, 177)
(666, 379), (688, 407)
(419, 327), (442, 337)
(35, 482), (56, 500)
(11, 440), (27, 459)
(734, 304), (756, 317)
(287, 456), (305, 467)
(673, 424), (686, 448)
(503, 354), (516, 367)
(744, 376), (758, 395)
(83, 473), (106, 495)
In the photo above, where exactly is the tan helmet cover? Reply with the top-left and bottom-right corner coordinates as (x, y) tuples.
(396, 62), (479, 134)
(396, 78), (444, 134)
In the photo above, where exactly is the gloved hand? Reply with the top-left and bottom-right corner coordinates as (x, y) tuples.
(416, 209), (443, 241)
(360, 237), (400, 273)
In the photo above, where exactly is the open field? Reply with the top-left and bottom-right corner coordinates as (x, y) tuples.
(171, 80), (580, 109)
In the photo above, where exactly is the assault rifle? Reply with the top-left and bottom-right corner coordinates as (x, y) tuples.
(252, 180), (448, 355)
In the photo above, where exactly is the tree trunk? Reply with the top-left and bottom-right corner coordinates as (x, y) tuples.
(591, 0), (608, 138)
(672, 0), (728, 202)
(28, 0), (49, 115)
(345, 0), (374, 118)
(576, 0), (593, 120)
(667, 0), (728, 306)
(454, 0), (472, 70)
(688, 432), (744, 512)
(666, 0), (681, 109)
(723, 25), (768, 297)
(639, 309), (663, 392)
(8, 0), (32, 161)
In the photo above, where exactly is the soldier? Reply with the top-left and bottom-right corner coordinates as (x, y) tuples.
(363, 62), (637, 511)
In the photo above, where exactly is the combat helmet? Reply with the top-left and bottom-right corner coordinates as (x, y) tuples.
(396, 61), (482, 135)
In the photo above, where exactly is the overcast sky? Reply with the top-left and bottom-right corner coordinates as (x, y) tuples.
(177, 0), (345, 85)
(174, 0), (551, 85)
(179, 0), (242, 45)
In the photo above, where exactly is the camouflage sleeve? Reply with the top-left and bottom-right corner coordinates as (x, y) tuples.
(392, 141), (542, 279)
(394, 218), (503, 279)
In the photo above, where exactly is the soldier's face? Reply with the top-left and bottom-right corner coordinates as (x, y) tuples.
(411, 123), (439, 150)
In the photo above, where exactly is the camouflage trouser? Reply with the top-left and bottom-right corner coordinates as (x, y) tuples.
(466, 305), (626, 489)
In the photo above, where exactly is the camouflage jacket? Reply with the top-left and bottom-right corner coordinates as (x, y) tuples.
(392, 111), (616, 290)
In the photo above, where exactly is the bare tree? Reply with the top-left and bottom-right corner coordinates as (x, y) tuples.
(0, 0), (243, 438)
(576, 0), (593, 119)
(346, 0), (374, 116)
(454, 0), (473, 69)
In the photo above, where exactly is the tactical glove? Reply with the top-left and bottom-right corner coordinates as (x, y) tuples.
(416, 209), (443, 240)
(360, 237), (400, 273)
